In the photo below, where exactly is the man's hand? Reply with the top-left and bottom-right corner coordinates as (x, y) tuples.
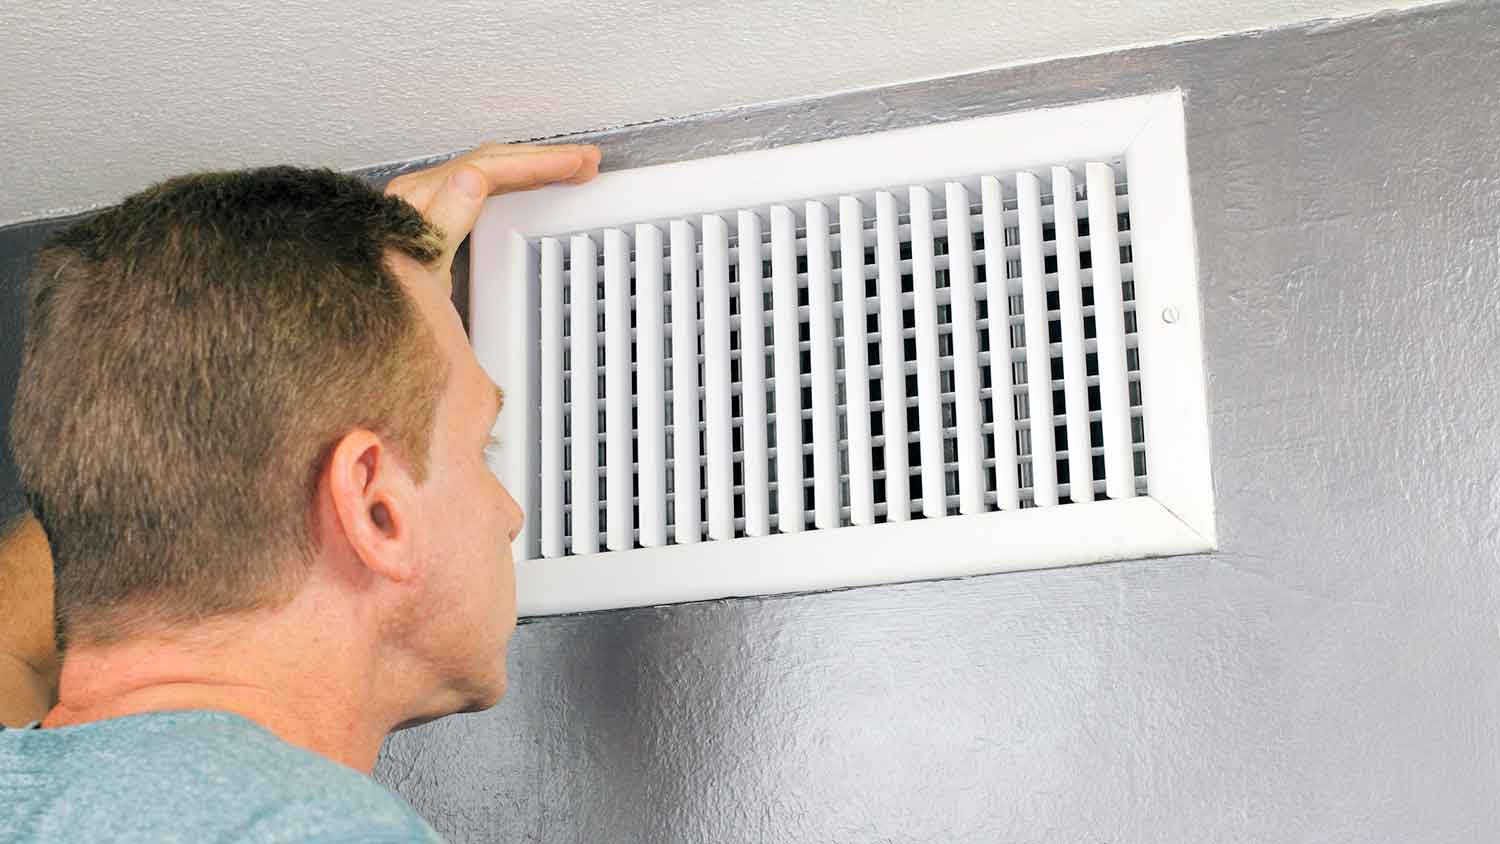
(385, 143), (602, 272)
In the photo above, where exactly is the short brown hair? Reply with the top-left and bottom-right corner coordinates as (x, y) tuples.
(10, 166), (448, 647)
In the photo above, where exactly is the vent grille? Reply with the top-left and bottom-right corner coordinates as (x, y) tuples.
(473, 91), (1215, 616)
(533, 165), (1144, 559)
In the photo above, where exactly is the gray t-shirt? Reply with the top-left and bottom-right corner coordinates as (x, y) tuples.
(0, 709), (443, 843)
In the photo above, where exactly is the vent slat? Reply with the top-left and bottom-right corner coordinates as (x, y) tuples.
(574, 431), (1146, 480)
(570, 399), (1142, 445)
(574, 227), (1136, 313)
(770, 205), (806, 533)
(981, 176), (1021, 510)
(575, 470), (1149, 552)
(669, 220), (702, 544)
(604, 229), (634, 550)
(838, 196), (875, 526)
(909, 186), (948, 519)
(539, 238), (566, 558)
(596, 453), (1139, 496)
(945, 182), (986, 516)
(576, 279), (1138, 347)
(875, 191), (912, 522)
(806, 201), (841, 530)
(1052, 167), (1095, 504)
(1087, 162), (1138, 500)
(736, 210), (771, 537)
(1016, 172), (1059, 506)
(560, 350), (1141, 411)
(568, 234), (600, 554)
(702, 215), (735, 540)
(634, 224), (668, 547)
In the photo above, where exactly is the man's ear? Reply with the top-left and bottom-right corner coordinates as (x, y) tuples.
(323, 429), (417, 583)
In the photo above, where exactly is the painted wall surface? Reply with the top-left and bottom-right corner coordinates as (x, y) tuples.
(1, 1), (1497, 842)
(0, 0), (1448, 226)
(372, 4), (1500, 842)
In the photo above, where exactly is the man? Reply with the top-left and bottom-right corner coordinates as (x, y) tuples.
(0, 142), (601, 841)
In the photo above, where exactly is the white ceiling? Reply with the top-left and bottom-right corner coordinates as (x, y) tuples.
(1, 0), (1440, 227)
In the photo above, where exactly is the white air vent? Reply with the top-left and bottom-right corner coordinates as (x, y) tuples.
(472, 91), (1213, 616)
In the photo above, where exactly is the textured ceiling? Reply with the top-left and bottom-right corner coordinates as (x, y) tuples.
(1, 0), (1442, 226)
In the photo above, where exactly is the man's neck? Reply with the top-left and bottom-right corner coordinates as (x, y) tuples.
(42, 605), (410, 773)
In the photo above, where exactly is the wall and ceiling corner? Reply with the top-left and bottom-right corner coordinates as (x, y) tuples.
(1, 0), (1497, 841)
(0, 0), (1457, 228)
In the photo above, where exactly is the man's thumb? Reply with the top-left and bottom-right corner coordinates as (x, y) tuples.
(428, 165), (487, 270)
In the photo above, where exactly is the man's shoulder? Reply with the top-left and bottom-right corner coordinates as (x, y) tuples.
(121, 709), (387, 801)
(0, 710), (442, 843)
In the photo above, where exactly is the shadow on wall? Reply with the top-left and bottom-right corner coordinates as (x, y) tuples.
(0, 220), (58, 524)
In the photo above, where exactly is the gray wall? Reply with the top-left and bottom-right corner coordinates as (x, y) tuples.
(4, 2), (1497, 841)
(373, 4), (1500, 841)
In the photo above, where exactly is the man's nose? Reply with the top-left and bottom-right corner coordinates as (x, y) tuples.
(502, 484), (524, 542)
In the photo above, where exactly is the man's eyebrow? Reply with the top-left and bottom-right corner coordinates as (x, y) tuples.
(492, 387), (505, 421)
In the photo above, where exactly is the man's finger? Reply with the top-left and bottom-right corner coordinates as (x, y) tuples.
(464, 143), (598, 168)
(423, 164), (489, 269)
(565, 146), (602, 184)
(460, 146), (600, 195)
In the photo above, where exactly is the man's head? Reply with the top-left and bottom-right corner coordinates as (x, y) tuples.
(9, 165), (522, 712)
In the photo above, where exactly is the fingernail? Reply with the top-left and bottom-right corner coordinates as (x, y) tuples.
(450, 168), (484, 200)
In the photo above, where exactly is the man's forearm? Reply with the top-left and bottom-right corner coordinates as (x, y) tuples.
(0, 651), (52, 726)
(0, 513), (58, 725)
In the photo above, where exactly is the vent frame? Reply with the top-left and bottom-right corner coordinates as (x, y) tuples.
(471, 91), (1214, 617)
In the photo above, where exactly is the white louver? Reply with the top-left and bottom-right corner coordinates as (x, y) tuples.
(471, 91), (1214, 616)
